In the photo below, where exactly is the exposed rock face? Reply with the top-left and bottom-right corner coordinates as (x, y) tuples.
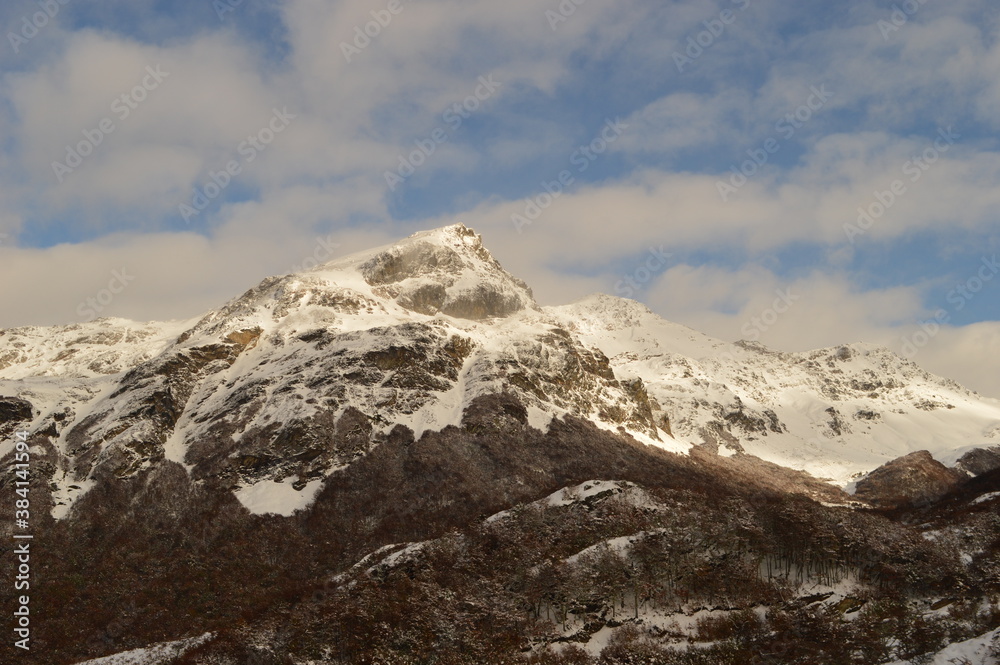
(0, 396), (33, 438)
(358, 224), (536, 320)
(955, 445), (1000, 477)
(854, 450), (966, 508)
(63, 327), (265, 480)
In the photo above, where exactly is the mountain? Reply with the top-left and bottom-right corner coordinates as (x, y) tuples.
(1, 224), (998, 664)
(5, 224), (998, 517)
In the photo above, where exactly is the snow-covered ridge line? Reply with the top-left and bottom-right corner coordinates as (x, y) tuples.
(2, 224), (999, 519)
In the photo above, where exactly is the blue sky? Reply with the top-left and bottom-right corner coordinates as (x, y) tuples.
(1, 0), (999, 396)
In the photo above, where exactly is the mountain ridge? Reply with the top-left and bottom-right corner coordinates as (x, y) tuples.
(2, 223), (999, 520)
(2, 224), (1000, 665)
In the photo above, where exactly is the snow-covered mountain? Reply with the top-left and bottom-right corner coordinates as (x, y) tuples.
(5, 224), (1000, 665)
(3, 224), (999, 520)
(548, 295), (1000, 486)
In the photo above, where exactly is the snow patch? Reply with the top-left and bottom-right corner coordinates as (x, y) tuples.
(971, 491), (1000, 506)
(545, 480), (636, 507)
(51, 476), (96, 520)
(883, 627), (999, 665)
(526, 405), (555, 431)
(71, 632), (213, 665)
(234, 477), (325, 516)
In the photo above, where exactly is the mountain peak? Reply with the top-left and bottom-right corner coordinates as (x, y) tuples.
(189, 224), (536, 338)
(397, 222), (480, 247)
(327, 223), (536, 320)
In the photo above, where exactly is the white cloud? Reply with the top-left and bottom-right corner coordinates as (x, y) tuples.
(4, 31), (290, 222)
(0, 220), (395, 328)
(1, 0), (999, 401)
(907, 322), (1000, 399)
(617, 90), (750, 154)
(641, 264), (1000, 398)
(641, 264), (922, 348)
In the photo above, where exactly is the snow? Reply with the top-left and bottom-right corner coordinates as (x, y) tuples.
(548, 296), (1000, 486)
(565, 532), (649, 565)
(331, 540), (431, 579)
(545, 480), (640, 507)
(883, 628), (999, 665)
(0, 316), (198, 381)
(50, 475), (96, 520)
(0, 435), (15, 463)
(71, 632), (213, 665)
(526, 404), (555, 431)
(485, 480), (653, 524)
(6, 224), (1000, 522)
(567, 604), (779, 656)
(234, 477), (325, 516)
(972, 491), (1000, 506)
(374, 541), (428, 571)
(574, 625), (616, 656)
(161, 428), (190, 469)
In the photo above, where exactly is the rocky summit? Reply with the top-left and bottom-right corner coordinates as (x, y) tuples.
(1, 224), (999, 664)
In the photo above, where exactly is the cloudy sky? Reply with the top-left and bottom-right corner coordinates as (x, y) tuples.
(1, 0), (999, 397)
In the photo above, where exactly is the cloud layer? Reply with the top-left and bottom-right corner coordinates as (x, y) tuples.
(1, 0), (999, 397)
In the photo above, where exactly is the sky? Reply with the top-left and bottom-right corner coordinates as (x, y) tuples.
(0, 0), (999, 398)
